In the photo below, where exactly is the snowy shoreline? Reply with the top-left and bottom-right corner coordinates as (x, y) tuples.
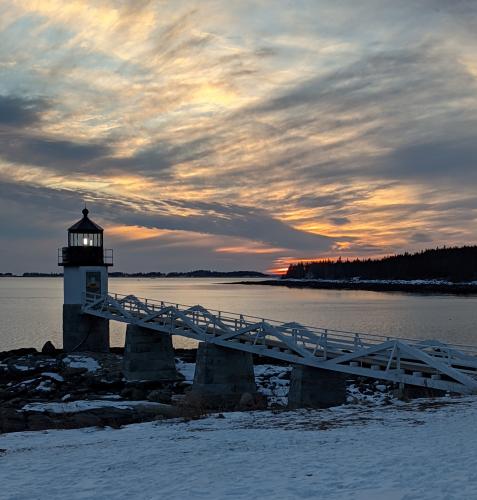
(1, 347), (404, 434)
(234, 278), (477, 295)
(2, 348), (475, 499)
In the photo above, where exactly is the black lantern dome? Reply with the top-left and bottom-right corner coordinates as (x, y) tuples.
(59, 208), (113, 266)
(67, 208), (104, 247)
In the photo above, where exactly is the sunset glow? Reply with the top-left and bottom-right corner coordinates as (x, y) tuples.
(1, 1), (477, 273)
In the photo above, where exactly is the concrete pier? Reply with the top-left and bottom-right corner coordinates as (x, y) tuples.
(123, 324), (180, 382)
(190, 343), (256, 408)
(63, 304), (109, 353)
(287, 365), (346, 409)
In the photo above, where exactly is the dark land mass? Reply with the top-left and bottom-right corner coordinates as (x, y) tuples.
(109, 270), (270, 278)
(285, 246), (477, 282)
(3, 270), (270, 278)
(234, 279), (477, 295)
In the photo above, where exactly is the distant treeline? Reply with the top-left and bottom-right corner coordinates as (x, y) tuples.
(285, 246), (477, 282)
(21, 273), (63, 277)
(110, 270), (268, 278)
(4, 270), (268, 278)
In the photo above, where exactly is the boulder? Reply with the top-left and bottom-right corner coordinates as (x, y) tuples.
(147, 389), (172, 404)
(0, 407), (27, 433)
(238, 392), (255, 408)
(41, 341), (57, 355)
(238, 392), (268, 411)
(120, 387), (148, 401)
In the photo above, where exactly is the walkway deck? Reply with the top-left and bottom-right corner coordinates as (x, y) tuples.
(82, 292), (477, 395)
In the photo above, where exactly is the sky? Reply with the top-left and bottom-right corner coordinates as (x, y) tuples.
(1, 0), (477, 274)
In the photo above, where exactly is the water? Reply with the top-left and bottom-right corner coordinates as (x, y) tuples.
(1, 277), (476, 351)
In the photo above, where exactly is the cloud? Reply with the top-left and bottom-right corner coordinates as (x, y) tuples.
(410, 232), (433, 244)
(2, 1), (477, 271)
(0, 95), (49, 127)
(329, 217), (350, 226)
(0, 180), (334, 255)
(0, 129), (111, 171)
(382, 139), (477, 181)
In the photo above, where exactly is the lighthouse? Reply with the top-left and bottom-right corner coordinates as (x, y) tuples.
(58, 208), (113, 352)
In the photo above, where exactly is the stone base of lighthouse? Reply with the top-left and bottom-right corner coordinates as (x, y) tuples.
(63, 304), (110, 353)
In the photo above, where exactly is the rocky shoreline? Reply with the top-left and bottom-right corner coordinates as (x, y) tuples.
(0, 342), (414, 434)
(233, 279), (477, 294)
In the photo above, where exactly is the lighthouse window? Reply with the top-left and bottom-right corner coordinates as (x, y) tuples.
(68, 232), (102, 246)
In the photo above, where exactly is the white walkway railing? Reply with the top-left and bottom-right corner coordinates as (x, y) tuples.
(82, 292), (477, 395)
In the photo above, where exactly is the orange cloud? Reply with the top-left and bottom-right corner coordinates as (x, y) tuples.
(215, 245), (286, 255)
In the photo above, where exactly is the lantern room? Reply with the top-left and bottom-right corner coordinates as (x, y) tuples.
(68, 208), (103, 247)
(59, 208), (113, 267)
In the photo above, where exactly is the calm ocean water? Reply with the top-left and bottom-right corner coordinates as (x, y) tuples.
(1, 277), (477, 351)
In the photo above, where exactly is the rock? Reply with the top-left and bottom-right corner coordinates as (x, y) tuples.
(182, 391), (208, 410)
(34, 380), (57, 395)
(41, 341), (56, 355)
(147, 389), (172, 404)
(6, 355), (59, 376)
(0, 348), (37, 362)
(120, 387), (148, 400)
(26, 413), (62, 432)
(62, 366), (88, 376)
(0, 407), (27, 433)
(172, 381), (191, 394)
(239, 392), (255, 408)
(237, 392), (268, 411)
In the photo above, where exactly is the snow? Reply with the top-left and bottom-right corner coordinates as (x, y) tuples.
(255, 364), (291, 406)
(62, 355), (100, 373)
(35, 380), (54, 393)
(41, 372), (64, 382)
(12, 364), (31, 372)
(21, 400), (167, 414)
(3, 397), (477, 499)
(176, 360), (195, 383)
(17, 379), (37, 387)
(180, 361), (393, 408)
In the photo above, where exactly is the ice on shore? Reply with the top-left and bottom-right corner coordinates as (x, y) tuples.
(22, 400), (168, 414)
(62, 355), (100, 373)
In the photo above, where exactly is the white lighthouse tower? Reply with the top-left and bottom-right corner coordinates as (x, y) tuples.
(58, 208), (113, 352)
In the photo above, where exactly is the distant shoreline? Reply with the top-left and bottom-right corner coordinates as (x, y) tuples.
(232, 279), (477, 295)
(1, 272), (270, 279)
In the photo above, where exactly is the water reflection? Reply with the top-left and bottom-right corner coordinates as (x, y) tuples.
(1, 277), (476, 350)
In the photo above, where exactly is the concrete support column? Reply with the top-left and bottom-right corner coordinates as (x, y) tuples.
(190, 343), (256, 408)
(123, 324), (180, 382)
(288, 365), (346, 409)
(63, 304), (109, 353)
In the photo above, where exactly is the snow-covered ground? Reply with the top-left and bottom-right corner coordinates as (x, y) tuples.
(2, 396), (477, 500)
